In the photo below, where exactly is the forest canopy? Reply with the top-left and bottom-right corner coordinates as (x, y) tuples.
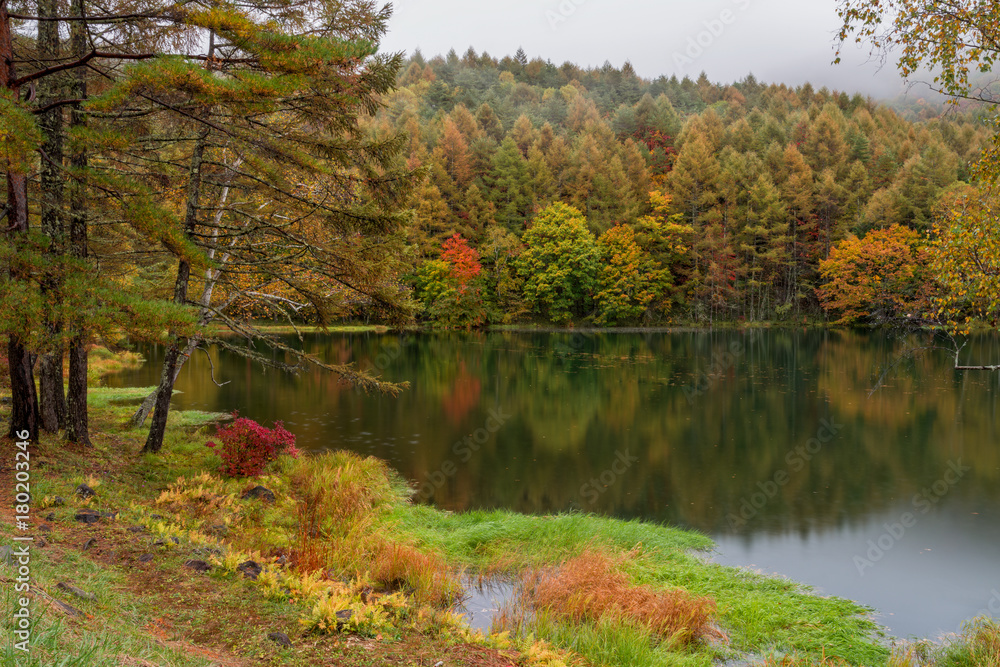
(370, 48), (992, 327)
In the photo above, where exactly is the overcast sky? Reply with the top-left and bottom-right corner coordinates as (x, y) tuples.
(382, 0), (922, 98)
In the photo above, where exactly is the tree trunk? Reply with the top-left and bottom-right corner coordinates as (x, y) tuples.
(6, 340), (39, 442)
(133, 147), (236, 432)
(142, 130), (208, 453)
(141, 344), (180, 453)
(1, 5), (39, 441)
(38, 353), (66, 432)
(37, 0), (67, 433)
(130, 337), (200, 428)
(131, 154), (238, 431)
(2, 172), (36, 441)
(65, 338), (89, 444)
(65, 0), (90, 444)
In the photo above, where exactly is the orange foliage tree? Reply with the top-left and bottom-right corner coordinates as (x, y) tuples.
(817, 224), (935, 325)
(413, 234), (485, 326)
(440, 233), (482, 292)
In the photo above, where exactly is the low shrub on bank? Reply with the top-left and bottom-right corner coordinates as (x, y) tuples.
(287, 450), (397, 534)
(208, 413), (299, 477)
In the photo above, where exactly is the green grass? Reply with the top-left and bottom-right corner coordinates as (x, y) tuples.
(0, 539), (214, 667)
(519, 612), (710, 667)
(934, 619), (1000, 667)
(3, 377), (998, 666)
(392, 506), (888, 665)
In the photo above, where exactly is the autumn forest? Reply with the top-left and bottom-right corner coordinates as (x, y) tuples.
(362, 48), (995, 329)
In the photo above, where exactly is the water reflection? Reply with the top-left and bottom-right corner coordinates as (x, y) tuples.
(455, 577), (518, 632)
(107, 328), (1000, 637)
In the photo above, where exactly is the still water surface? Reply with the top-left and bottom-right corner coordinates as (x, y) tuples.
(108, 329), (1000, 639)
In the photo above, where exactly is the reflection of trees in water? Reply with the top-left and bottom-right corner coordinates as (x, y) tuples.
(110, 330), (1000, 537)
(442, 363), (482, 425)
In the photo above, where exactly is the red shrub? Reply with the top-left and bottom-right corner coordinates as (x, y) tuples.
(207, 413), (300, 477)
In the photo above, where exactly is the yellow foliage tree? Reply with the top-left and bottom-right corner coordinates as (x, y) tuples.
(928, 188), (1000, 337)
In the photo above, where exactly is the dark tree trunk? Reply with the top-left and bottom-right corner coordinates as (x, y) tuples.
(3, 174), (37, 440)
(37, 0), (67, 433)
(143, 131), (208, 453)
(131, 337), (200, 428)
(64, 0), (90, 444)
(1, 6), (39, 441)
(7, 340), (39, 442)
(142, 344), (181, 453)
(2, 172), (35, 441)
(65, 338), (89, 444)
(38, 353), (66, 432)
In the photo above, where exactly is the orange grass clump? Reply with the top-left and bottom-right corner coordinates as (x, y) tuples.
(522, 548), (716, 645)
(367, 540), (462, 606)
(291, 484), (326, 574)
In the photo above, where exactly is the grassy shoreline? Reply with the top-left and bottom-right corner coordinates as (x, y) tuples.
(1, 356), (997, 666)
(216, 320), (999, 336)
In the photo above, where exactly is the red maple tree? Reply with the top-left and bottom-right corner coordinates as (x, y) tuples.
(440, 234), (482, 293)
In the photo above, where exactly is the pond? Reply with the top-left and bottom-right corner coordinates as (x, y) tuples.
(107, 328), (1000, 640)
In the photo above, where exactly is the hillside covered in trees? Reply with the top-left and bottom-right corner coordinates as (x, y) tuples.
(367, 48), (992, 326)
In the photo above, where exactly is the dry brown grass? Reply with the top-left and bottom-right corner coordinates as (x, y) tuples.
(291, 482), (327, 574)
(296, 532), (462, 607)
(886, 645), (926, 667)
(518, 547), (716, 645)
(367, 539), (462, 606)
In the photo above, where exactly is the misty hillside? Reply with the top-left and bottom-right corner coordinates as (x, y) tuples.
(363, 48), (992, 324)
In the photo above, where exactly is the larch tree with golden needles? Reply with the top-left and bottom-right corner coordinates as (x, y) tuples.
(111, 1), (419, 454)
(1, 0), (418, 450)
